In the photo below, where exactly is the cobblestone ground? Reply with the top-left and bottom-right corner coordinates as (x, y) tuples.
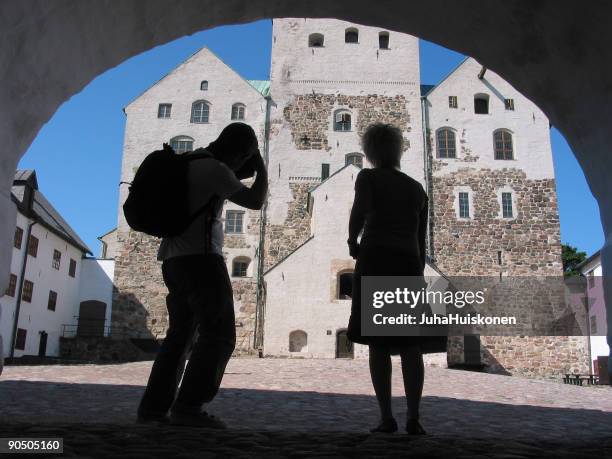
(1, 358), (611, 457)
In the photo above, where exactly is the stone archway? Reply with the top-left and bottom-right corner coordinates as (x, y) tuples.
(1, 1), (611, 350)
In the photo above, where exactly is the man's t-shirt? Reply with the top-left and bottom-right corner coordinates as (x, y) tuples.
(157, 152), (246, 260)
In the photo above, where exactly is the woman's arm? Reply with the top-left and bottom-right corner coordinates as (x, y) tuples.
(348, 170), (371, 258)
(418, 195), (429, 270)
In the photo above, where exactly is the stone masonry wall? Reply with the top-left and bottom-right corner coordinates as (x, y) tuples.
(431, 166), (589, 377)
(264, 183), (313, 271)
(283, 94), (410, 151)
(112, 226), (259, 354)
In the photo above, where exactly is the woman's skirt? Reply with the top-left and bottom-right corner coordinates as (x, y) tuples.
(346, 244), (447, 354)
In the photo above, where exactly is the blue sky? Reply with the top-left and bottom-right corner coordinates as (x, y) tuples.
(18, 20), (603, 257)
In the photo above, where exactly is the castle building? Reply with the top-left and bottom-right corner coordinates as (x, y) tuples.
(112, 19), (588, 377)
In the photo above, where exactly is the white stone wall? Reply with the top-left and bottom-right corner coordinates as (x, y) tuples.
(117, 46), (268, 252)
(263, 165), (368, 358)
(0, 212), (85, 358)
(425, 58), (554, 180)
(266, 18), (424, 227)
(79, 258), (115, 336)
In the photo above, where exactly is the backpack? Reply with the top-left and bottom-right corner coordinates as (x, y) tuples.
(123, 143), (218, 238)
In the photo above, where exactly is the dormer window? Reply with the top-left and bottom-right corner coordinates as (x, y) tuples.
(345, 153), (364, 169)
(308, 33), (324, 47)
(345, 28), (359, 43)
(379, 32), (390, 49)
(334, 110), (352, 131)
(200, 80), (208, 90)
(474, 94), (489, 114)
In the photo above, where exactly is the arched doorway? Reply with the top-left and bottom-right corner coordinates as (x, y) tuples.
(336, 329), (354, 359)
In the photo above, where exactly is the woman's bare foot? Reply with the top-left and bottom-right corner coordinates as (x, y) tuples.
(405, 418), (426, 435)
(370, 417), (398, 433)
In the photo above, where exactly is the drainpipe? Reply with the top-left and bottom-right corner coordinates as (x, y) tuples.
(254, 94), (272, 352)
(420, 95), (435, 262)
(9, 219), (36, 359)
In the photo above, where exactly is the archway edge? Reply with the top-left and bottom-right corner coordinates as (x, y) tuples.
(1, 1), (611, 333)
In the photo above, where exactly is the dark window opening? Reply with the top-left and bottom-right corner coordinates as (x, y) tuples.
(14, 226), (23, 249)
(321, 163), (330, 180)
(15, 328), (27, 350)
(504, 98), (515, 110)
(69, 259), (77, 278)
(48, 290), (57, 311)
(52, 249), (61, 270)
(494, 130), (514, 160)
(501, 192), (513, 218)
(308, 33), (324, 47)
(232, 259), (249, 277)
(379, 32), (390, 49)
(338, 272), (353, 299)
(22, 280), (34, 302)
(449, 96), (458, 108)
(27, 235), (38, 257)
(474, 95), (489, 114)
(5, 273), (17, 297)
(231, 103), (245, 120)
(437, 128), (456, 158)
(200, 80), (208, 90)
(345, 28), (359, 43)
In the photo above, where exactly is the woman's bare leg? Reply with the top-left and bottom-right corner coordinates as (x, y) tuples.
(369, 344), (394, 421)
(399, 345), (424, 422)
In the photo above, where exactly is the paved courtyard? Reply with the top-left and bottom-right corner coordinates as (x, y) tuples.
(0, 358), (611, 457)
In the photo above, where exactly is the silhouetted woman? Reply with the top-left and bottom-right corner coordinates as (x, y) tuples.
(347, 123), (443, 435)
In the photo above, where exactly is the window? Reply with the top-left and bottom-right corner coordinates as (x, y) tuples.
(15, 328), (27, 350)
(191, 100), (210, 123)
(232, 258), (250, 277)
(48, 290), (57, 311)
(504, 98), (515, 110)
(501, 192), (513, 218)
(27, 235), (38, 257)
(289, 330), (308, 352)
(170, 136), (194, 154)
(231, 103), (245, 120)
(590, 315), (597, 334)
(308, 33), (324, 47)
(22, 280), (34, 302)
(458, 192), (470, 218)
(157, 103), (172, 118)
(321, 163), (330, 180)
(338, 271), (353, 299)
(494, 130), (514, 160)
(345, 28), (359, 43)
(379, 31), (390, 49)
(474, 94), (489, 114)
(225, 210), (244, 234)
(334, 111), (351, 131)
(200, 80), (208, 91)
(5, 274), (17, 297)
(436, 128), (457, 158)
(69, 259), (77, 278)
(345, 153), (364, 169)
(14, 226), (23, 249)
(449, 96), (458, 108)
(52, 249), (61, 270)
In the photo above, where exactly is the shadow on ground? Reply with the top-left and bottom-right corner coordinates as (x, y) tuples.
(0, 380), (610, 456)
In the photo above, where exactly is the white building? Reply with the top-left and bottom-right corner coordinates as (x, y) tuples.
(578, 251), (610, 373)
(112, 19), (587, 377)
(0, 170), (114, 360)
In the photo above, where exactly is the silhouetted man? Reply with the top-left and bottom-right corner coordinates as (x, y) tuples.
(137, 123), (268, 428)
